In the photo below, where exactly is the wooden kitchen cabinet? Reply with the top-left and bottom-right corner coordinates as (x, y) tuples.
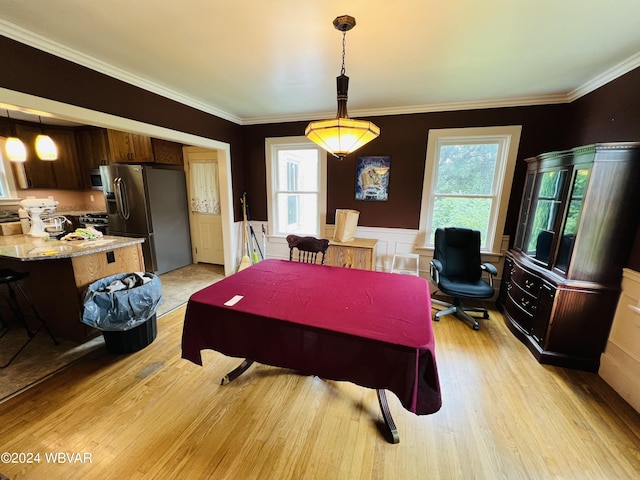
(47, 126), (83, 189)
(498, 142), (640, 371)
(107, 129), (154, 163)
(14, 123), (51, 188)
(14, 123), (83, 189)
(75, 127), (111, 169)
(151, 138), (184, 165)
(326, 238), (378, 270)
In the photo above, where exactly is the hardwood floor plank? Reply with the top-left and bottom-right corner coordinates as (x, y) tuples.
(1, 304), (639, 479)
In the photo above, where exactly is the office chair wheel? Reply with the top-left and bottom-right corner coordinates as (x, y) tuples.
(483, 312), (489, 319)
(473, 324), (480, 331)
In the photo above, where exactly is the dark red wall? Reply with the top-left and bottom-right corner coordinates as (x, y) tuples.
(1, 34), (639, 268)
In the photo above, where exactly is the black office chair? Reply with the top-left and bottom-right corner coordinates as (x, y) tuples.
(286, 235), (330, 265)
(429, 227), (497, 330)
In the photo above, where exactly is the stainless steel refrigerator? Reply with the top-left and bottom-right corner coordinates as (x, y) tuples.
(100, 164), (192, 274)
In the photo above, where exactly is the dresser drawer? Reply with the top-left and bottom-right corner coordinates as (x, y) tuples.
(503, 284), (534, 332)
(509, 261), (542, 296)
(506, 281), (538, 317)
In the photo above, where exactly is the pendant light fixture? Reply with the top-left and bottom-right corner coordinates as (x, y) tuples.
(305, 15), (379, 159)
(35, 116), (58, 161)
(4, 110), (27, 163)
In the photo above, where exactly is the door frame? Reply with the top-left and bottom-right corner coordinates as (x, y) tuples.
(1, 87), (237, 275)
(183, 146), (227, 267)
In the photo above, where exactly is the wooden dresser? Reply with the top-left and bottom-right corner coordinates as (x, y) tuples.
(326, 238), (378, 271)
(498, 143), (640, 371)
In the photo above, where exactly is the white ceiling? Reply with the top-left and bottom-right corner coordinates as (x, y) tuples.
(1, 0), (640, 126)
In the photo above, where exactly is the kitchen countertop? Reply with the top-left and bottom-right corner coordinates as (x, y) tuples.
(0, 234), (144, 261)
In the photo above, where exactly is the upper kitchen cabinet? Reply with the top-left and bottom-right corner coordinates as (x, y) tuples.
(75, 127), (111, 169)
(107, 130), (154, 163)
(14, 123), (52, 188)
(13, 124), (83, 189)
(46, 126), (83, 189)
(151, 138), (184, 165)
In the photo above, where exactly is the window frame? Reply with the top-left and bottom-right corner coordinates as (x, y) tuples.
(265, 136), (327, 238)
(418, 126), (522, 254)
(0, 137), (21, 204)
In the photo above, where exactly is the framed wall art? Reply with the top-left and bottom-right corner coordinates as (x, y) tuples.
(355, 155), (391, 201)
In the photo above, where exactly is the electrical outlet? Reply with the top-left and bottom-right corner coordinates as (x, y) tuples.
(90, 194), (94, 202)
(106, 251), (115, 263)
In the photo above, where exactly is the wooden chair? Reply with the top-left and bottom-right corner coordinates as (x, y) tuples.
(286, 235), (330, 265)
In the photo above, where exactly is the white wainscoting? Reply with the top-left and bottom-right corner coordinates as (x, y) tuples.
(237, 222), (509, 300)
(599, 268), (640, 413)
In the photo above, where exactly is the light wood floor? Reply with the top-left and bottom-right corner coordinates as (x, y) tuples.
(1, 302), (639, 479)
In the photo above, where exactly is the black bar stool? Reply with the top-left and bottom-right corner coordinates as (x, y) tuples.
(0, 268), (59, 369)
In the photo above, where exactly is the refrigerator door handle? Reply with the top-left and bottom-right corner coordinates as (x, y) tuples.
(114, 177), (130, 220)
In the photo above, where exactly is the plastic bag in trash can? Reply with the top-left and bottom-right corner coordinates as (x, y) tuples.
(81, 272), (163, 331)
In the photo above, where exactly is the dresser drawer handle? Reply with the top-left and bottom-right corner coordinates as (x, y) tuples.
(521, 298), (530, 307)
(524, 279), (535, 289)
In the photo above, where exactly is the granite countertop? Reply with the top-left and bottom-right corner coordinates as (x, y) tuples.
(0, 234), (144, 261)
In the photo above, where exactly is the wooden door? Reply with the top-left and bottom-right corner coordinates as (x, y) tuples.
(185, 149), (224, 265)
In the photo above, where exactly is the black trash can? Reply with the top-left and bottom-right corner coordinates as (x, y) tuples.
(81, 272), (163, 354)
(102, 314), (158, 354)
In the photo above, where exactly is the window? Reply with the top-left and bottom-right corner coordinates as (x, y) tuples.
(419, 126), (521, 253)
(265, 137), (327, 237)
(0, 138), (20, 202)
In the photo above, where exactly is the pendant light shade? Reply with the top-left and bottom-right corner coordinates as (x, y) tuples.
(5, 136), (27, 162)
(305, 115), (380, 159)
(35, 133), (58, 161)
(305, 16), (379, 159)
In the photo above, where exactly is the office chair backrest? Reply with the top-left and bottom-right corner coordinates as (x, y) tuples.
(434, 227), (482, 281)
(286, 234), (330, 265)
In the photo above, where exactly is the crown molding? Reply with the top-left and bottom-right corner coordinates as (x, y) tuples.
(0, 20), (243, 125)
(567, 51), (640, 101)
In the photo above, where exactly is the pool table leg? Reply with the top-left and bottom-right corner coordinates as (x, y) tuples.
(220, 359), (255, 385)
(377, 389), (400, 444)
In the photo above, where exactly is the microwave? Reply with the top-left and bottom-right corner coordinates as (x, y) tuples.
(89, 168), (104, 190)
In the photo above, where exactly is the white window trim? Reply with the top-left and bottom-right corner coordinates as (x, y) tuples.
(418, 125), (522, 254)
(265, 136), (327, 237)
(0, 137), (22, 205)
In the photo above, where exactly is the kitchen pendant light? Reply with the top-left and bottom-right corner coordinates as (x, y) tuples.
(35, 116), (57, 161)
(5, 137), (27, 163)
(305, 15), (379, 159)
(4, 111), (27, 162)
(35, 134), (58, 160)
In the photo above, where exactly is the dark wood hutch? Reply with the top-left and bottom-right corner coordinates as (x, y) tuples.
(498, 143), (640, 371)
